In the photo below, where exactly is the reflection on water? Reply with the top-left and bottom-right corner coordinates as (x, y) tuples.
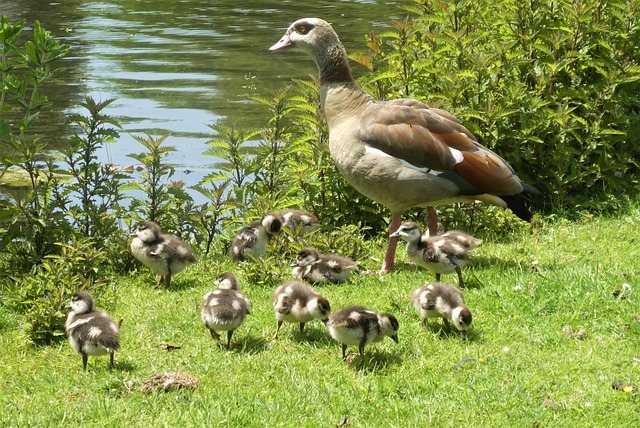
(3, 0), (404, 189)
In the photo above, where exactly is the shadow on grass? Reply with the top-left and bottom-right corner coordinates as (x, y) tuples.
(114, 360), (136, 372)
(471, 255), (526, 272)
(265, 326), (335, 352)
(164, 278), (201, 292)
(352, 349), (403, 372)
(133, 275), (201, 292)
(426, 323), (482, 342)
(75, 359), (136, 373)
(383, 261), (487, 290)
(232, 335), (271, 355)
(289, 325), (334, 347)
(196, 335), (270, 355)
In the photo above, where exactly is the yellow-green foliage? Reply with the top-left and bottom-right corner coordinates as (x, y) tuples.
(356, 0), (640, 212)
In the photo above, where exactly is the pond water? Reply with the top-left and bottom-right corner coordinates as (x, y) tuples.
(3, 0), (406, 191)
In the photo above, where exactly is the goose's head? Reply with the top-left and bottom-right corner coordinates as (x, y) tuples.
(389, 222), (423, 244)
(261, 214), (282, 234)
(378, 312), (400, 343)
(69, 291), (94, 315)
(269, 18), (346, 71)
(294, 247), (321, 267)
(216, 272), (240, 291)
(133, 221), (161, 243)
(269, 18), (336, 52)
(309, 296), (332, 322)
(452, 306), (473, 340)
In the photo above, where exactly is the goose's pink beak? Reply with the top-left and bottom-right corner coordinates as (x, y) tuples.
(269, 33), (293, 52)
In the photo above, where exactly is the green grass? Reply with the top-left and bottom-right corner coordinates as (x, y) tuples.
(2, 211), (639, 427)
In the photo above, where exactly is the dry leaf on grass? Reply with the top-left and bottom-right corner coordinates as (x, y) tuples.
(140, 372), (198, 393)
(563, 325), (586, 339)
(336, 416), (350, 427)
(542, 399), (562, 410)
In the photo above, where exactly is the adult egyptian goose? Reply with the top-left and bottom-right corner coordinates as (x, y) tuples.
(327, 306), (399, 360)
(230, 214), (282, 262)
(201, 272), (250, 348)
(272, 281), (331, 339)
(291, 247), (358, 284)
(390, 221), (480, 288)
(411, 282), (472, 339)
(65, 291), (120, 371)
(269, 18), (537, 272)
(131, 221), (196, 287)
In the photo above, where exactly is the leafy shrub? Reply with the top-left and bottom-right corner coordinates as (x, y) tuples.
(3, 238), (115, 344)
(125, 135), (177, 224)
(0, 16), (71, 265)
(301, 223), (372, 263)
(355, 0), (640, 214)
(55, 97), (124, 241)
(239, 253), (291, 288)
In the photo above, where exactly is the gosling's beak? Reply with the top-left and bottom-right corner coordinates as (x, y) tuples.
(391, 334), (399, 344)
(389, 231), (400, 238)
(269, 33), (293, 52)
(460, 330), (468, 340)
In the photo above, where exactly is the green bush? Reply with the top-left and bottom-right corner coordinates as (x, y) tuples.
(354, 0), (640, 214)
(0, 16), (71, 264)
(3, 238), (115, 344)
(56, 97), (124, 241)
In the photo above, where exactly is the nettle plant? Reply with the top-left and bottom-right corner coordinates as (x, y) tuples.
(55, 97), (124, 242)
(202, 80), (388, 245)
(0, 17), (71, 264)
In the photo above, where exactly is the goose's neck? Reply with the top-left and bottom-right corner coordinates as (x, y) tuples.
(318, 45), (353, 84)
(317, 45), (372, 128)
(406, 241), (420, 257)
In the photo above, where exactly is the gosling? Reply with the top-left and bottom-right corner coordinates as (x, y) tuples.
(390, 221), (480, 288)
(292, 247), (358, 284)
(273, 209), (320, 237)
(327, 306), (399, 360)
(65, 291), (120, 371)
(201, 272), (250, 348)
(131, 220), (196, 287)
(423, 221), (482, 252)
(272, 281), (331, 339)
(411, 282), (472, 340)
(230, 214), (282, 262)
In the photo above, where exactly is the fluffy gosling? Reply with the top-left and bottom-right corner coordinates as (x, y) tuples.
(201, 272), (250, 348)
(230, 214), (282, 262)
(390, 221), (480, 288)
(272, 281), (331, 339)
(273, 209), (320, 237)
(327, 306), (399, 360)
(292, 247), (358, 284)
(131, 220), (196, 287)
(411, 282), (472, 339)
(65, 291), (120, 371)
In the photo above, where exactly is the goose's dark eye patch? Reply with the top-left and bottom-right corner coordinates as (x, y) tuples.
(296, 24), (312, 34)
